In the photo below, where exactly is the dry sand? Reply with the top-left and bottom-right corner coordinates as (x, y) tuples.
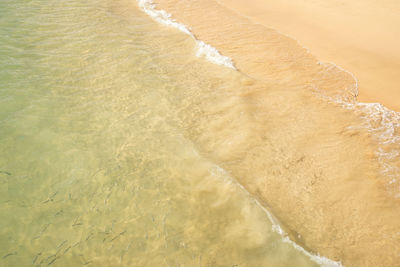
(152, 0), (400, 266)
(217, 0), (400, 111)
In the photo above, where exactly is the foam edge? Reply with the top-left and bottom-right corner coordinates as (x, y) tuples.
(137, 0), (236, 69)
(211, 166), (344, 267)
(136, 1), (346, 266)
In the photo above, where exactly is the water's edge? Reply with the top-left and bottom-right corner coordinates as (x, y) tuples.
(135, 1), (345, 266)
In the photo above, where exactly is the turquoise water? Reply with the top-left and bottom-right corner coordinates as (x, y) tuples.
(0, 0), (322, 266)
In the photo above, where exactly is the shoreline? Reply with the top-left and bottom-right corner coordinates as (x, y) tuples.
(216, 0), (400, 111)
(145, 0), (400, 266)
(136, 1), (344, 266)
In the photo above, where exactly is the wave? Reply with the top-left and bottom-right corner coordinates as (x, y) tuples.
(314, 88), (400, 197)
(212, 0), (400, 196)
(237, 0), (400, 197)
(356, 103), (400, 195)
(209, 165), (344, 267)
(136, 1), (346, 266)
(137, 0), (235, 69)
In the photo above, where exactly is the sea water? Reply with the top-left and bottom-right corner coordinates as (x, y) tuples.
(132, 1), (400, 265)
(0, 0), (339, 266)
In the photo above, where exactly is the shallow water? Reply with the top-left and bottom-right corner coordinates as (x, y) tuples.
(0, 0), (325, 266)
(132, 1), (400, 266)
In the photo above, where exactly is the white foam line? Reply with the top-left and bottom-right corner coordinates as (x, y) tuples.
(137, 0), (236, 69)
(210, 0), (399, 193)
(314, 89), (400, 197)
(317, 61), (359, 99)
(248, 189), (343, 267)
(225, 0), (400, 193)
(210, 166), (344, 267)
(212, 0), (359, 100)
(137, 1), (345, 265)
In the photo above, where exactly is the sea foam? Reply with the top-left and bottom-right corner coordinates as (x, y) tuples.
(138, 0), (400, 198)
(137, 0), (235, 69)
(210, 165), (344, 267)
(349, 102), (400, 195)
(136, 1), (345, 266)
(314, 88), (400, 197)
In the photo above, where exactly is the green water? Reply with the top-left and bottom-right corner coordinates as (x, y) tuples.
(0, 0), (320, 266)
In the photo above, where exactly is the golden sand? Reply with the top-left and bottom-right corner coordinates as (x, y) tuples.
(152, 0), (400, 266)
(218, 0), (400, 111)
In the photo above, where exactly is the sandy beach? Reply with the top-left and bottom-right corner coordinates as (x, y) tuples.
(218, 0), (400, 111)
(153, 0), (400, 266)
(4, 0), (399, 265)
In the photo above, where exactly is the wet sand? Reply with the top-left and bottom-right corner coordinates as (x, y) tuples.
(218, 0), (400, 111)
(152, 0), (400, 266)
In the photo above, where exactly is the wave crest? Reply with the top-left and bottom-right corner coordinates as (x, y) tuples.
(137, 0), (235, 69)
